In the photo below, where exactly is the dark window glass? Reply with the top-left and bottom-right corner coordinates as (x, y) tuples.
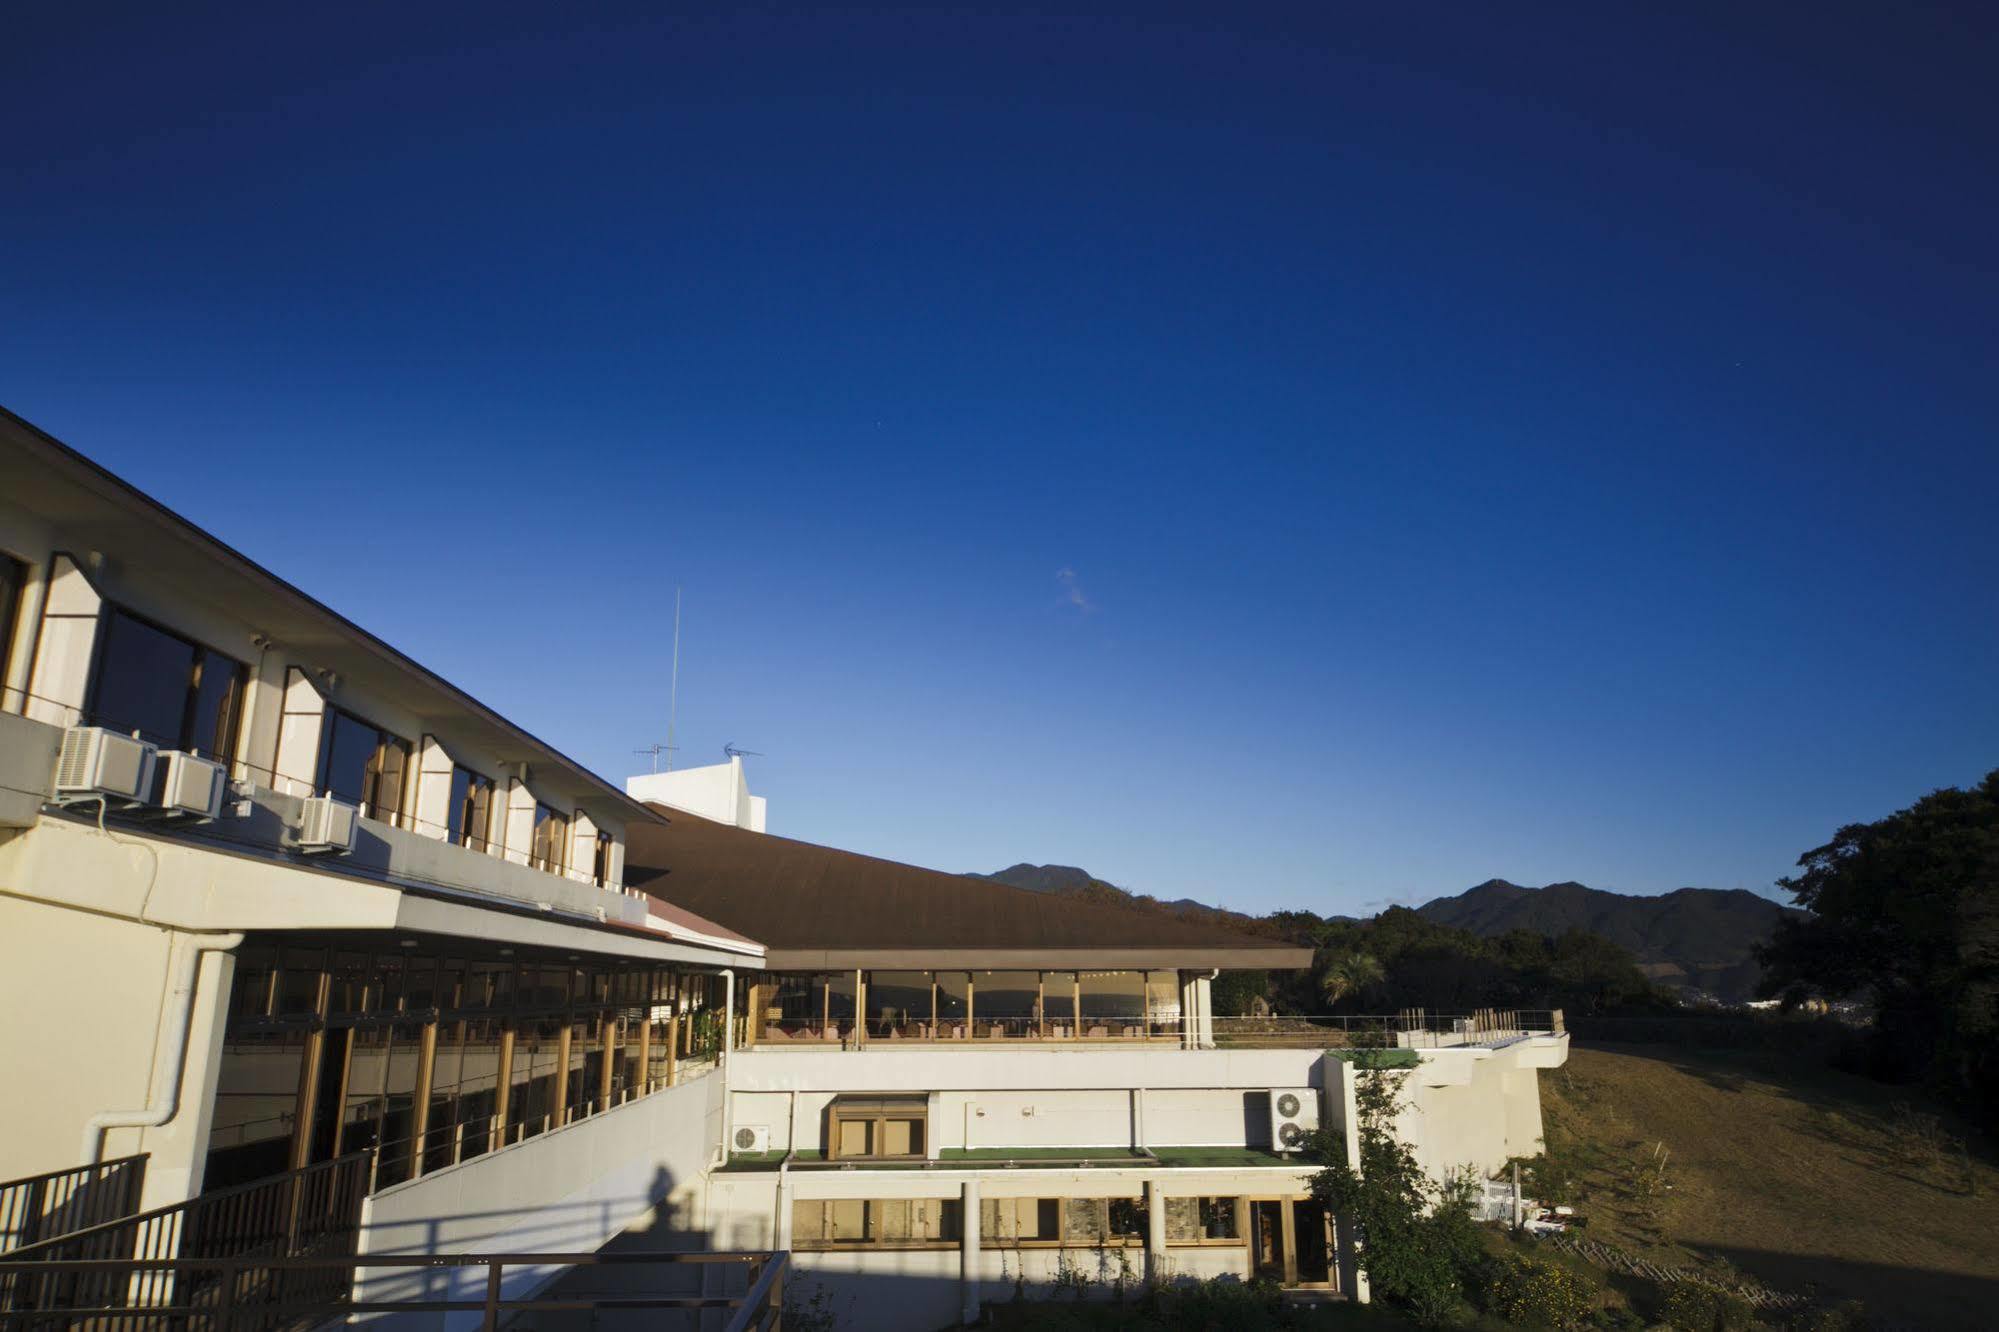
(530, 803), (569, 874)
(0, 554), (24, 695)
(88, 607), (246, 760)
(319, 709), (413, 824)
(592, 832), (613, 887)
(91, 610), (199, 746)
(447, 767), (493, 851)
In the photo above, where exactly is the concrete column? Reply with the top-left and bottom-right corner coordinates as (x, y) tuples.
(960, 1178), (982, 1326)
(1144, 1178), (1167, 1286)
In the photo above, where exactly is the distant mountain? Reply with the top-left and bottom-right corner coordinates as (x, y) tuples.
(973, 864), (1264, 929)
(1416, 879), (1804, 1003)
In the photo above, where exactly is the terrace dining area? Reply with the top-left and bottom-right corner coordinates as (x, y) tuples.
(747, 968), (1187, 1047)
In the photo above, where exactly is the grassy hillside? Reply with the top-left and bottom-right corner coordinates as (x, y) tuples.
(1538, 1044), (1999, 1328)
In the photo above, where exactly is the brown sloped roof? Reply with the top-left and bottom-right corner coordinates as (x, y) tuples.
(624, 804), (1313, 971)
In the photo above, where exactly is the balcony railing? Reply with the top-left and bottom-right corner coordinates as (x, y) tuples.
(0, 1151), (370, 1325)
(748, 1009), (1563, 1050)
(0, 1249), (788, 1331)
(0, 1156), (147, 1256)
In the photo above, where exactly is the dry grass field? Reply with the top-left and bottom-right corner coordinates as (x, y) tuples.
(1540, 1043), (1999, 1327)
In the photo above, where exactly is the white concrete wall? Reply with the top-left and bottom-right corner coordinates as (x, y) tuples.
(625, 757), (762, 832)
(0, 893), (236, 1209)
(355, 1067), (725, 1329)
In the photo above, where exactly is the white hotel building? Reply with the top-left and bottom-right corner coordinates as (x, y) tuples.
(0, 406), (1567, 1330)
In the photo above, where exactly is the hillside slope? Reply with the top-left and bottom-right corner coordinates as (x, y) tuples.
(1418, 880), (1800, 1001)
(1542, 1045), (1999, 1327)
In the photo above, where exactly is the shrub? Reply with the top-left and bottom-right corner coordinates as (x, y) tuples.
(1478, 1253), (1594, 1329)
(1662, 1282), (1756, 1332)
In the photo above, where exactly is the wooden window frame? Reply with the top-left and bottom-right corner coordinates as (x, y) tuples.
(790, 1197), (961, 1252)
(1163, 1195), (1248, 1247)
(823, 1095), (929, 1162)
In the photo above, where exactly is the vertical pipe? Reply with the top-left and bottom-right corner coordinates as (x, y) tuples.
(960, 1178), (982, 1327)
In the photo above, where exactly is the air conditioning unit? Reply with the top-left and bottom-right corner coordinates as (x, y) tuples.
(296, 795), (359, 854)
(150, 751), (228, 819)
(1269, 1087), (1320, 1154)
(55, 727), (156, 805)
(732, 1125), (771, 1155)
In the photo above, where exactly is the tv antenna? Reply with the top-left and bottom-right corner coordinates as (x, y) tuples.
(633, 587), (684, 774)
(632, 742), (676, 774)
(723, 743), (763, 761)
(666, 586), (681, 772)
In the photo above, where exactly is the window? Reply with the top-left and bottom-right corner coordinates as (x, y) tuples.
(0, 553), (24, 700)
(319, 708), (412, 824)
(87, 606), (247, 761)
(974, 1197), (1146, 1247)
(529, 802), (569, 873)
(447, 766), (494, 851)
(591, 831), (613, 887)
(791, 1199), (959, 1249)
(1165, 1196), (1243, 1244)
(825, 1094), (928, 1161)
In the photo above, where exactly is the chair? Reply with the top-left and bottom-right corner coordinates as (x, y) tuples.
(1087, 1025), (1109, 1039)
(762, 1026), (788, 1042)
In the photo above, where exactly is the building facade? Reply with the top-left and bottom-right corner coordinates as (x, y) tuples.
(0, 405), (1567, 1330)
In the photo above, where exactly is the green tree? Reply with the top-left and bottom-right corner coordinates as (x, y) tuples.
(1757, 769), (1999, 1122)
(1319, 948), (1386, 1008)
(1308, 1056), (1480, 1324)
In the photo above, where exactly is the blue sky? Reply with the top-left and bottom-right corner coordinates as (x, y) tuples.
(4, 4), (1995, 915)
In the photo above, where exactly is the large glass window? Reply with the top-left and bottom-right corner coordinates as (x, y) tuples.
(529, 803), (569, 874)
(936, 972), (969, 1033)
(867, 971), (931, 1037)
(792, 1199), (959, 1249)
(319, 708), (412, 825)
(88, 607), (246, 761)
(447, 766), (494, 850)
(1079, 971), (1147, 1035)
(973, 971), (1039, 1037)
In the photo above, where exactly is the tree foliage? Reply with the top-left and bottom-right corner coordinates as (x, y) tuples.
(1757, 769), (1999, 1122)
(1308, 1060), (1481, 1324)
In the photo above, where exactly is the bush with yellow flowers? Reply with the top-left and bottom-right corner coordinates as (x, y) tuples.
(1478, 1253), (1596, 1330)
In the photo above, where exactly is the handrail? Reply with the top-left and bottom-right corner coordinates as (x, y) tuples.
(0, 1249), (790, 1330)
(0, 1154), (146, 1255)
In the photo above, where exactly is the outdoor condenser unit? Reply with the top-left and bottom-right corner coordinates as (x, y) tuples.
(54, 726), (157, 805)
(150, 751), (228, 820)
(1268, 1087), (1320, 1153)
(733, 1125), (771, 1154)
(296, 795), (359, 854)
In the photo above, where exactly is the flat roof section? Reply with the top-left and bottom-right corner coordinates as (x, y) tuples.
(625, 805), (1313, 971)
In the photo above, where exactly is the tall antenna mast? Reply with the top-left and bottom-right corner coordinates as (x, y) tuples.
(666, 586), (682, 771)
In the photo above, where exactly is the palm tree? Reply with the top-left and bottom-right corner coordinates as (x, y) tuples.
(1319, 949), (1385, 1010)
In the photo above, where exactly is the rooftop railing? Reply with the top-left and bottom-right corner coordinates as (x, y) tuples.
(746, 1009), (1563, 1051)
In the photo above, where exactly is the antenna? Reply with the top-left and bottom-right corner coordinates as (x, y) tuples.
(723, 744), (764, 761)
(632, 743), (675, 774)
(666, 586), (682, 772)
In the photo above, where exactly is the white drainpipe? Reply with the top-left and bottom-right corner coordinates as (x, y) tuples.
(716, 967), (737, 1169)
(80, 931), (244, 1165)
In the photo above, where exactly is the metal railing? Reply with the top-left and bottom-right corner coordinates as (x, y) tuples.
(0, 1151), (370, 1326)
(0, 1249), (788, 1331)
(0, 1157), (147, 1256)
(749, 1009), (1563, 1050)
(1210, 1009), (1562, 1049)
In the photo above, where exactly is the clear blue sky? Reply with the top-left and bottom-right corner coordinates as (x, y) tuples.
(5, 4), (1994, 915)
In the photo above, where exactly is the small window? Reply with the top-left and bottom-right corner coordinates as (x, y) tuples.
(825, 1094), (928, 1161)
(530, 803), (569, 874)
(1165, 1196), (1242, 1244)
(592, 831), (614, 887)
(88, 606), (247, 761)
(447, 766), (494, 851)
